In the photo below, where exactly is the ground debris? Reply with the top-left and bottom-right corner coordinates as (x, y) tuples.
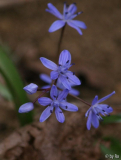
(0, 101), (121, 160)
(0, 105), (101, 160)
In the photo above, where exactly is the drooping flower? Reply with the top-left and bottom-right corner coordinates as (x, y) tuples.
(85, 91), (115, 130)
(40, 50), (81, 90)
(38, 85), (78, 123)
(23, 83), (38, 94)
(19, 102), (34, 113)
(46, 2), (87, 35)
(40, 73), (80, 96)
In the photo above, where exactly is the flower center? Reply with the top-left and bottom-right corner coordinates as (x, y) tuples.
(53, 100), (59, 108)
(63, 9), (73, 21)
(58, 65), (68, 75)
(92, 104), (97, 109)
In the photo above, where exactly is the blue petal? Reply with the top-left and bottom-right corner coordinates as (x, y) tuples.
(69, 88), (80, 96)
(46, 9), (54, 15)
(49, 20), (65, 32)
(55, 107), (65, 123)
(71, 20), (87, 29)
(63, 2), (67, 15)
(97, 91), (115, 104)
(39, 105), (53, 122)
(59, 50), (71, 66)
(91, 111), (99, 128)
(50, 85), (58, 100)
(97, 104), (113, 114)
(59, 75), (71, 90)
(66, 72), (81, 85)
(41, 85), (51, 89)
(18, 102), (34, 113)
(85, 107), (92, 117)
(47, 3), (63, 19)
(92, 107), (98, 114)
(45, 9), (62, 19)
(23, 83), (38, 94)
(50, 71), (59, 80)
(46, 9), (58, 18)
(97, 114), (103, 121)
(40, 57), (58, 70)
(67, 21), (83, 35)
(60, 102), (78, 111)
(92, 95), (98, 105)
(39, 74), (52, 84)
(38, 97), (52, 106)
(57, 89), (69, 101)
(56, 78), (65, 90)
(86, 110), (92, 130)
(67, 3), (77, 14)
(70, 11), (83, 19)
(94, 106), (105, 116)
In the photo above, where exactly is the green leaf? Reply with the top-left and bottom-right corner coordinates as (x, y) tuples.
(100, 137), (121, 160)
(0, 46), (33, 126)
(102, 114), (121, 124)
(0, 83), (12, 100)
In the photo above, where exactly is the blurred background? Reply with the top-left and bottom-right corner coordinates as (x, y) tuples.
(0, 0), (121, 160)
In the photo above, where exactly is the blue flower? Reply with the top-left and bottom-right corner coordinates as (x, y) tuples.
(85, 91), (115, 130)
(23, 83), (38, 94)
(38, 85), (78, 123)
(46, 2), (87, 35)
(40, 73), (80, 96)
(19, 102), (34, 113)
(40, 50), (81, 90)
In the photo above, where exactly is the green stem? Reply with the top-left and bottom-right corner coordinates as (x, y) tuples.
(57, 25), (66, 59)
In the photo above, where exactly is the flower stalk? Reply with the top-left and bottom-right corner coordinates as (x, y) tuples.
(33, 88), (50, 104)
(69, 93), (91, 106)
(57, 25), (66, 58)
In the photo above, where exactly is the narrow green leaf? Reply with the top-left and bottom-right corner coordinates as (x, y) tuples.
(0, 46), (33, 126)
(100, 144), (115, 155)
(102, 114), (121, 124)
(103, 137), (121, 154)
(0, 83), (12, 100)
(100, 137), (121, 160)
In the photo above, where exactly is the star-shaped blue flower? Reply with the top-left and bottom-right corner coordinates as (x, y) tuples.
(38, 85), (78, 123)
(40, 50), (81, 90)
(85, 91), (115, 130)
(46, 2), (87, 35)
(40, 73), (80, 96)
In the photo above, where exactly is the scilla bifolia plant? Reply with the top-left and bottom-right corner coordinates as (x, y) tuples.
(18, 2), (115, 130)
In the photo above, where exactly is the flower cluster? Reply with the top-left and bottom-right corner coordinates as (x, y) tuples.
(19, 50), (80, 123)
(19, 49), (115, 129)
(18, 2), (115, 130)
